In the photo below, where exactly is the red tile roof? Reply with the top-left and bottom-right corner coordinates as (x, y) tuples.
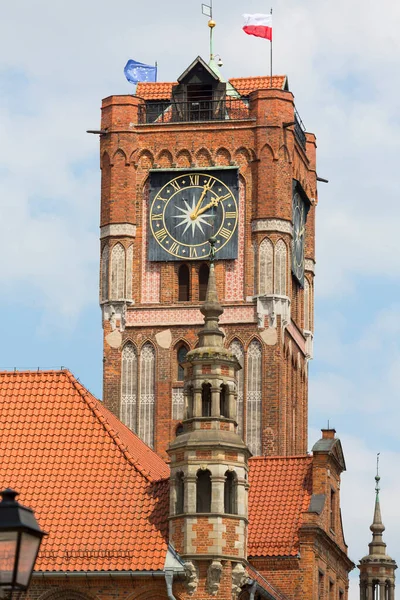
(230, 76), (287, 95)
(248, 456), (312, 557)
(136, 75), (287, 100)
(136, 82), (176, 100)
(0, 370), (170, 572)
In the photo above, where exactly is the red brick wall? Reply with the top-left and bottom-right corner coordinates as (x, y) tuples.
(100, 88), (317, 459)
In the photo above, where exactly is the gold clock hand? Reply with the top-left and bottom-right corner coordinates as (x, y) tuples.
(191, 184), (211, 220)
(195, 197), (220, 218)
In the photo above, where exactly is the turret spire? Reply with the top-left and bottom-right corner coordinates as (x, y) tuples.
(198, 238), (224, 349)
(358, 455), (397, 600)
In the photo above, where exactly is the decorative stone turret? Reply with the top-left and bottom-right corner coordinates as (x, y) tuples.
(359, 460), (397, 600)
(167, 243), (251, 598)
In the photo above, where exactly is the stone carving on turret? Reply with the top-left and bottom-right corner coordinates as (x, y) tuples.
(207, 560), (223, 596)
(184, 560), (199, 595)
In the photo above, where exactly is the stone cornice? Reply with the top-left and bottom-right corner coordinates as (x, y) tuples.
(252, 219), (293, 235)
(100, 223), (136, 239)
(305, 258), (315, 273)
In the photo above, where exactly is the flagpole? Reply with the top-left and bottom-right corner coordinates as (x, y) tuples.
(270, 8), (273, 87)
(155, 61), (158, 82)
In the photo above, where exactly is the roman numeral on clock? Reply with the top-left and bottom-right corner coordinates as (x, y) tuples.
(170, 180), (181, 192)
(189, 174), (200, 186)
(225, 212), (237, 219)
(170, 242), (181, 256)
(219, 227), (231, 240)
(189, 247), (198, 258)
(155, 228), (168, 243)
(151, 213), (163, 221)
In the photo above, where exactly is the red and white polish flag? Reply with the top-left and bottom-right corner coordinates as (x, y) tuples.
(242, 13), (272, 41)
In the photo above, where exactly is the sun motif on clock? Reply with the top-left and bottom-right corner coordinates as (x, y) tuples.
(148, 170), (239, 261)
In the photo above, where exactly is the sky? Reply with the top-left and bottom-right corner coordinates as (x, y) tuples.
(0, 1), (399, 598)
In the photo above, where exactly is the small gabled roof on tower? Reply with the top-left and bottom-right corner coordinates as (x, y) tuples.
(177, 55), (220, 83)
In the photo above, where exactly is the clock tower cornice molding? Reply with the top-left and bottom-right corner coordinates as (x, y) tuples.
(251, 218), (293, 236)
(100, 223), (137, 239)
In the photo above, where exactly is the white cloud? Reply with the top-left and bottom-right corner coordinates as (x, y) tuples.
(0, 0), (399, 592)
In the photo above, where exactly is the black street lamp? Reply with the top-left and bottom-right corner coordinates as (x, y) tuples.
(0, 489), (46, 596)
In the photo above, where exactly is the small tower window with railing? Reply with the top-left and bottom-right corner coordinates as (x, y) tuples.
(175, 472), (185, 514)
(224, 471), (237, 515)
(201, 383), (212, 417)
(196, 469), (212, 513)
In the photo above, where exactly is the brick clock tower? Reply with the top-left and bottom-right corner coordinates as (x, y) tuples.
(99, 55), (317, 460)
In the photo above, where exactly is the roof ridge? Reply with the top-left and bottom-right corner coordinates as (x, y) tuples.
(63, 370), (159, 483)
(249, 454), (312, 461)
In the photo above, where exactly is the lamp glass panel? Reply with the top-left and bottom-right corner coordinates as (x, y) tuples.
(0, 531), (17, 585)
(15, 532), (41, 587)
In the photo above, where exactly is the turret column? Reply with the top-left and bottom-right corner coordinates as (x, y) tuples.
(168, 249), (250, 599)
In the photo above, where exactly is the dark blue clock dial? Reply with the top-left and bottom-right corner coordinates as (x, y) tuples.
(148, 170), (239, 261)
(291, 188), (307, 286)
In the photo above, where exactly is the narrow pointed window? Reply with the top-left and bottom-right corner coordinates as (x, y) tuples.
(304, 277), (310, 330)
(229, 340), (244, 437)
(126, 244), (133, 300)
(100, 244), (109, 301)
(201, 383), (212, 417)
(196, 469), (212, 512)
(139, 342), (156, 448)
(259, 238), (273, 295)
(274, 239), (287, 295)
(177, 345), (188, 381)
(224, 471), (237, 514)
(121, 342), (137, 432)
(178, 264), (190, 301)
(110, 243), (126, 299)
(199, 263), (209, 301)
(246, 339), (262, 455)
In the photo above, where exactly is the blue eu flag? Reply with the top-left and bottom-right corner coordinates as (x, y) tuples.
(124, 60), (157, 84)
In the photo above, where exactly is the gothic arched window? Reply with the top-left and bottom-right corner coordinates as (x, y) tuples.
(121, 342), (137, 432)
(196, 469), (212, 513)
(259, 238), (273, 295)
(201, 383), (212, 417)
(224, 470), (237, 514)
(274, 239), (287, 295)
(139, 342), (156, 448)
(176, 471), (185, 514)
(229, 340), (244, 437)
(177, 345), (188, 381)
(100, 244), (109, 301)
(199, 263), (209, 301)
(178, 264), (190, 301)
(246, 339), (262, 455)
(110, 243), (126, 300)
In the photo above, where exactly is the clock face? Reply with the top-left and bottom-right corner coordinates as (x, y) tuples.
(291, 190), (306, 286)
(148, 170), (239, 261)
